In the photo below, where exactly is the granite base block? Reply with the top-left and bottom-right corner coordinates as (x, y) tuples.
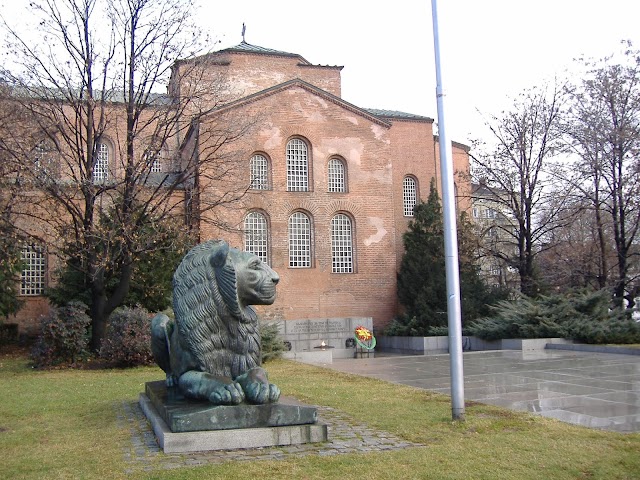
(140, 393), (328, 453)
(145, 381), (318, 432)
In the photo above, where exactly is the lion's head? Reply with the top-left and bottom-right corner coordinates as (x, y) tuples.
(170, 240), (279, 378)
(230, 248), (279, 308)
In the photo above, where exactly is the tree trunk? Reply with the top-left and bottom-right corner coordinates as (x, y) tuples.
(90, 287), (107, 352)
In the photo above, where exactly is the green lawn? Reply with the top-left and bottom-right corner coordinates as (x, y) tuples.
(1, 351), (639, 480)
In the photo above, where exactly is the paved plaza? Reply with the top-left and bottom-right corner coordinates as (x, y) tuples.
(324, 349), (640, 433)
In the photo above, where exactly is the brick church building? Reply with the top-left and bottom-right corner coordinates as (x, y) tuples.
(12, 41), (470, 334)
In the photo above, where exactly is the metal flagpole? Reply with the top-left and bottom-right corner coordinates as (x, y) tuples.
(430, 0), (465, 421)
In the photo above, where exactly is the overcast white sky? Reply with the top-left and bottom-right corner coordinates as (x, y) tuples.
(197, 0), (640, 145)
(3, 0), (639, 146)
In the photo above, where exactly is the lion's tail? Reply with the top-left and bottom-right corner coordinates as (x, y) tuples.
(151, 313), (174, 376)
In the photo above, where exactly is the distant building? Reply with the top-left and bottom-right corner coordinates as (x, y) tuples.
(471, 181), (519, 291)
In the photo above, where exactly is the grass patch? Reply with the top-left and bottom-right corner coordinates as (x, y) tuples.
(1, 354), (639, 479)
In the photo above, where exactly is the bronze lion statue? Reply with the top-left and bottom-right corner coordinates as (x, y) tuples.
(151, 240), (281, 405)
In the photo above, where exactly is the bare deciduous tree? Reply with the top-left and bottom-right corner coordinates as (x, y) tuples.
(563, 42), (640, 307)
(471, 82), (569, 296)
(0, 0), (254, 348)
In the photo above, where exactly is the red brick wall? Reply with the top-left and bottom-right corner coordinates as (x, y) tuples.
(174, 51), (342, 110)
(11, 297), (50, 336)
(199, 85), (399, 330)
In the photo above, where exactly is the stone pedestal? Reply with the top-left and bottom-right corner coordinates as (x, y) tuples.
(140, 381), (328, 453)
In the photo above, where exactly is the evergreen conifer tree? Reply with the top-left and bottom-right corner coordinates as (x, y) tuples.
(392, 178), (508, 336)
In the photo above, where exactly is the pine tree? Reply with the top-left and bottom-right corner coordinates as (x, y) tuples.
(392, 178), (508, 336)
(0, 223), (24, 320)
(396, 179), (448, 333)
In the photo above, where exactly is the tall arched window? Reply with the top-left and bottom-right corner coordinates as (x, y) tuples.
(93, 141), (110, 184)
(331, 214), (353, 273)
(150, 155), (162, 173)
(244, 211), (269, 265)
(21, 243), (46, 296)
(249, 154), (269, 190)
(286, 138), (309, 191)
(328, 158), (346, 193)
(143, 147), (163, 174)
(33, 140), (58, 179)
(403, 176), (418, 217)
(288, 211), (311, 267)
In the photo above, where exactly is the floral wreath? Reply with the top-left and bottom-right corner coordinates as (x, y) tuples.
(354, 325), (376, 350)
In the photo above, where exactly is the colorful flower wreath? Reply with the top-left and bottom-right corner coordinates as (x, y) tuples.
(354, 325), (376, 350)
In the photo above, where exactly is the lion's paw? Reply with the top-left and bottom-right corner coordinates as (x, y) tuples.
(244, 381), (281, 404)
(166, 374), (178, 388)
(208, 382), (245, 405)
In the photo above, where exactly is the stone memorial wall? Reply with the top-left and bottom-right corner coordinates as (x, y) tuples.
(277, 317), (374, 356)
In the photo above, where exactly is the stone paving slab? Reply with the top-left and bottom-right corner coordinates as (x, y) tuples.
(115, 399), (423, 474)
(326, 350), (640, 432)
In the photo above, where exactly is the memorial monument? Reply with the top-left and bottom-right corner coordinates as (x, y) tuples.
(140, 240), (327, 453)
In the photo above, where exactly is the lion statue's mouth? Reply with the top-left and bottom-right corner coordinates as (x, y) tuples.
(260, 285), (277, 300)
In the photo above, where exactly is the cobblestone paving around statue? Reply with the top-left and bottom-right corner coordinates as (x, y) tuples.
(115, 400), (423, 473)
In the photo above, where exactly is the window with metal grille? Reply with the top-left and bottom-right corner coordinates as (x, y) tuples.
(286, 139), (308, 191)
(288, 212), (311, 267)
(33, 140), (58, 178)
(244, 211), (269, 264)
(21, 244), (46, 296)
(328, 158), (346, 192)
(331, 214), (353, 273)
(149, 153), (162, 173)
(143, 149), (162, 174)
(250, 154), (269, 190)
(93, 142), (109, 183)
(403, 176), (417, 216)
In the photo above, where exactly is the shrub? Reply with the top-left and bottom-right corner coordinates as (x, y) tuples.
(384, 317), (462, 337)
(0, 322), (19, 345)
(467, 289), (640, 344)
(31, 301), (91, 366)
(260, 321), (286, 363)
(100, 306), (154, 367)
(567, 315), (640, 344)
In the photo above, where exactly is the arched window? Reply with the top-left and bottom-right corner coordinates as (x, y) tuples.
(249, 154), (269, 190)
(150, 156), (162, 173)
(288, 211), (312, 267)
(331, 214), (353, 273)
(244, 211), (269, 265)
(21, 243), (46, 296)
(93, 141), (110, 184)
(328, 158), (346, 193)
(286, 138), (309, 191)
(149, 150), (162, 173)
(403, 176), (418, 217)
(33, 140), (58, 179)
(143, 147), (163, 174)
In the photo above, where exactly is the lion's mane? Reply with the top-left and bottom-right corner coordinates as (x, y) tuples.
(172, 240), (261, 379)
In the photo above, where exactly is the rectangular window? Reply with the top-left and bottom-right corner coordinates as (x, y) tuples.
(244, 212), (269, 265)
(328, 159), (346, 193)
(286, 139), (309, 192)
(250, 154), (269, 190)
(93, 142), (109, 184)
(21, 244), (46, 295)
(331, 214), (353, 273)
(288, 212), (311, 267)
(150, 156), (162, 173)
(403, 177), (417, 217)
(483, 208), (497, 219)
